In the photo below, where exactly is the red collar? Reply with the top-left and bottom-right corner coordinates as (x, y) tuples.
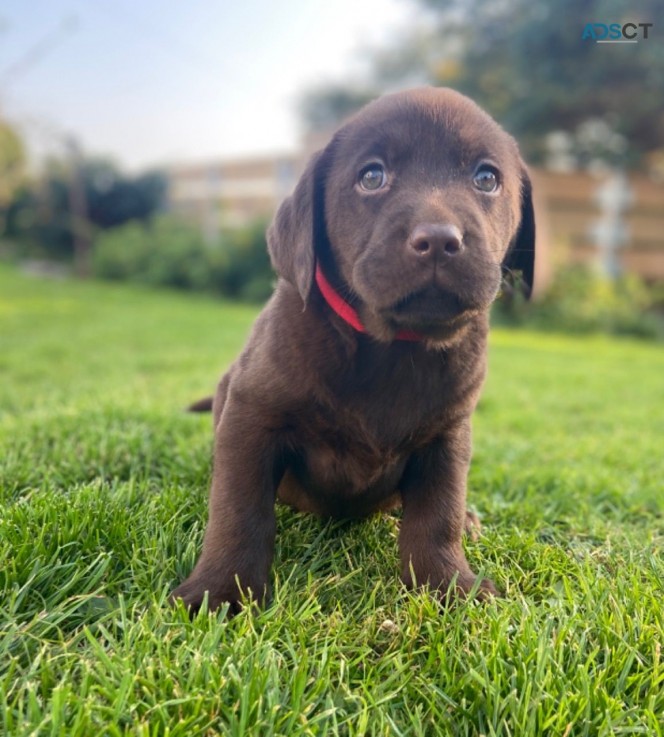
(314, 265), (423, 342)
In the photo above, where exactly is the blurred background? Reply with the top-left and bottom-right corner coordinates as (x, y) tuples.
(1, 0), (663, 336)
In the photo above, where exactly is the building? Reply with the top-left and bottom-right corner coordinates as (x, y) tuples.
(167, 153), (301, 239)
(167, 148), (664, 291)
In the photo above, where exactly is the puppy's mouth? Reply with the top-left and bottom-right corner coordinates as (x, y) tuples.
(383, 287), (481, 332)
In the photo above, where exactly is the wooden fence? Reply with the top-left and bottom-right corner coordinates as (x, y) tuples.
(531, 169), (664, 293)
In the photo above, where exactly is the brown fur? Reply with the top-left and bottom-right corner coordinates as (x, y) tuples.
(171, 87), (535, 612)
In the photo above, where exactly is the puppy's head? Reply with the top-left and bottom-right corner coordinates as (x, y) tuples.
(268, 87), (535, 343)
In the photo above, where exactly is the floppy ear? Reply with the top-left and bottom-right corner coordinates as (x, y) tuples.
(267, 148), (329, 306)
(502, 168), (536, 298)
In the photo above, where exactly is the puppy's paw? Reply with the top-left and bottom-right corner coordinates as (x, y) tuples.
(444, 573), (500, 603)
(463, 509), (482, 541)
(469, 576), (500, 601)
(169, 576), (243, 617)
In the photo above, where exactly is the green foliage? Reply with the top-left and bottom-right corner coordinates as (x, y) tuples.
(0, 120), (26, 207)
(301, 0), (664, 168)
(85, 161), (166, 229)
(3, 158), (166, 261)
(209, 218), (274, 301)
(93, 217), (207, 289)
(495, 265), (664, 339)
(93, 215), (274, 302)
(298, 85), (377, 131)
(1, 266), (663, 735)
(5, 175), (75, 261)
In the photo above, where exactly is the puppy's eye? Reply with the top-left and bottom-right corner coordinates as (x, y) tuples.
(359, 164), (387, 191)
(473, 165), (500, 193)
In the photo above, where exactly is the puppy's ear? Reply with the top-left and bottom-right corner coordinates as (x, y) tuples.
(267, 148), (329, 306)
(503, 168), (536, 298)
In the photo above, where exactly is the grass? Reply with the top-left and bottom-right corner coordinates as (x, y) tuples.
(1, 263), (662, 736)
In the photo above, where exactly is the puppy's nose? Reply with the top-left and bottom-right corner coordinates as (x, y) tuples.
(408, 223), (464, 257)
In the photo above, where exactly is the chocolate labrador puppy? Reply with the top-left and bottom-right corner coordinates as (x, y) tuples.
(171, 87), (535, 613)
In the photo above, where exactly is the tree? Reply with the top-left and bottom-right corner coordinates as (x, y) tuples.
(0, 120), (27, 235)
(4, 156), (167, 260)
(301, 0), (664, 169)
(298, 85), (377, 133)
(85, 160), (166, 229)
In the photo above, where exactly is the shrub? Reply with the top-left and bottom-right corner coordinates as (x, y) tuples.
(93, 218), (664, 338)
(494, 265), (663, 339)
(93, 217), (210, 290)
(93, 216), (274, 301)
(207, 219), (274, 301)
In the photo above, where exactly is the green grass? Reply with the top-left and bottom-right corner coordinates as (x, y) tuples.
(1, 263), (662, 736)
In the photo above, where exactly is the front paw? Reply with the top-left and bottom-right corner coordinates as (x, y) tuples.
(402, 560), (500, 603)
(169, 574), (258, 616)
(450, 573), (499, 602)
(464, 509), (482, 541)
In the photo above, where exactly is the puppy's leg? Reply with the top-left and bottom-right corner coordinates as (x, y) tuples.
(399, 421), (498, 601)
(464, 509), (482, 542)
(171, 393), (282, 614)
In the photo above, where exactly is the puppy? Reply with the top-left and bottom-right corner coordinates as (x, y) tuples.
(171, 87), (535, 613)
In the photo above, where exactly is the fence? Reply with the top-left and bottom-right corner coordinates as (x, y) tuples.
(532, 169), (664, 293)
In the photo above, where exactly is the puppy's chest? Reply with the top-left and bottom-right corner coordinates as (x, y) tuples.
(285, 345), (475, 494)
(291, 385), (449, 494)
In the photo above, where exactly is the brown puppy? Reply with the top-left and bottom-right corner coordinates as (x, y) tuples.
(171, 87), (535, 613)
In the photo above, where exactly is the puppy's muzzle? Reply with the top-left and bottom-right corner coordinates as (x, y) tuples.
(408, 223), (464, 258)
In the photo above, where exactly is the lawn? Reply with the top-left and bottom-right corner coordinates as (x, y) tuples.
(1, 264), (662, 736)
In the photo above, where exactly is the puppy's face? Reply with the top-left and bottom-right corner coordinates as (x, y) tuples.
(268, 87), (535, 343)
(324, 89), (529, 341)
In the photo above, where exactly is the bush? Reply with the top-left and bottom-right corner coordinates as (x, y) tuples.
(93, 217), (209, 290)
(93, 219), (664, 337)
(2, 160), (166, 262)
(207, 219), (274, 301)
(494, 265), (664, 339)
(93, 216), (274, 301)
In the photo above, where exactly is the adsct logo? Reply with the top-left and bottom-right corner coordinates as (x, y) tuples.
(582, 22), (653, 43)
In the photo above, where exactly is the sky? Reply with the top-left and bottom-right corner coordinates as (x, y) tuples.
(0, 0), (418, 171)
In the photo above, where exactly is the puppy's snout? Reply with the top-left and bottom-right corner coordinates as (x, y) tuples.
(408, 224), (464, 258)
